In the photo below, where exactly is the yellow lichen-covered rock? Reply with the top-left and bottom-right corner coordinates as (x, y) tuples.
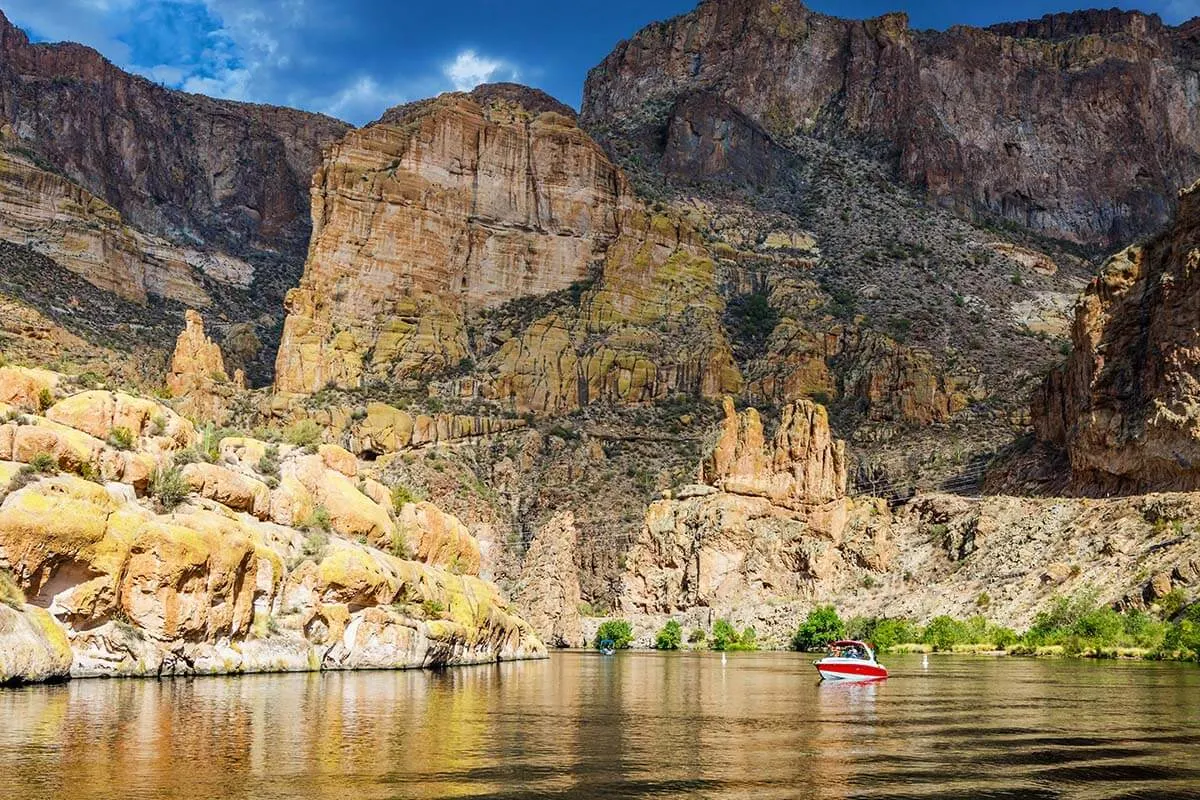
(269, 474), (315, 528)
(318, 444), (357, 478)
(397, 502), (482, 576)
(357, 402), (415, 452)
(0, 477), (118, 601)
(0, 366), (59, 410)
(0, 460), (21, 486)
(219, 437), (269, 466)
(10, 418), (105, 472)
(118, 509), (280, 642)
(0, 604), (73, 684)
(289, 455), (393, 540)
(180, 462), (271, 519)
(46, 390), (195, 447)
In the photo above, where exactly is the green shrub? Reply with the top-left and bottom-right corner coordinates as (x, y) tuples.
(150, 466), (189, 510)
(848, 616), (922, 652)
(687, 628), (706, 645)
(106, 426), (135, 451)
(923, 615), (969, 650)
(36, 387), (53, 412)
(391, 483), (416, 512)
(300, 528), (329, 563)
(654, 619), (682, 650)
(285, 419), (323, 450)
(388, 530), (411, 560)
(74, 461), (101, 483)
(1157, 589), (1188, 619)
(0, 569), (24, 609)
(711, 618), (757, 651)
(255, 444), (281, 477)
(29, 452), (57, 474)
(303, 506), (332, 533)
(421, 598), (446, 619)
(791, 605), (846, 651)
(594, 619), (634, 650)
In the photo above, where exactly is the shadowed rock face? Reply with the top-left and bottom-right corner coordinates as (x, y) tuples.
(583, 0), (1200, 246)
(0, 12), (350, 383)
(0, 12), (349, 266)
(1031, 181), (1200, 494)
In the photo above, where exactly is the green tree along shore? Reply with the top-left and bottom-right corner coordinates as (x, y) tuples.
(789, 592), (1200, 661)
(591, 590), (1200, 660)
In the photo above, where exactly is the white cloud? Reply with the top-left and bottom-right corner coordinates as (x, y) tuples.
(321, 76), (407, 122)
(4, 1), (536, 125)
(444, 49), (518, 92)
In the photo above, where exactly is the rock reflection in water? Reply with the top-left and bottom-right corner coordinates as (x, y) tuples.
(2, 653), (1199, 799)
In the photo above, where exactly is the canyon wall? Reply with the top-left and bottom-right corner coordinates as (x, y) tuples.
(1030, 180), (1200, 493)
(275, 84), (741, 411)
(583, 0), (1200, 246)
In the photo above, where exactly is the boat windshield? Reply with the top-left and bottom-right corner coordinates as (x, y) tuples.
(827, 643), (870, 660)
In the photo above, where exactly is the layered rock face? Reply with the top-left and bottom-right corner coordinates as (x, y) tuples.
(0, 12), (348, 272)
(0, 12), (349, 383)
(621, 397), (888, 620)
(701, 396), (845, 507)
(0, 368), (544, 684)
(583, 0), (1200, 245)
(1031, 181), (1200, 493)
(276, 85), (740, 411)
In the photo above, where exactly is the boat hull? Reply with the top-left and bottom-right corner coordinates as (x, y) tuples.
(814, 659), (888, 682)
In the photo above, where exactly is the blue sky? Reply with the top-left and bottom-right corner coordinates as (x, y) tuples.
(5, 0), (1199, 125)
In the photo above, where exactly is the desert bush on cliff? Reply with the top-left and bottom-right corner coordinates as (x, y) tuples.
(303, 506), (332, 534)
(0, 569), (24, 609)
(28, 452), (57, 474)
(255, 445), (280, 478)
(654, 619), (682, 650)
(790, 606), (846, 651)
(106, 426), (134, 450)
(150, 466), (188, 510)
(285, 420), (322, 451)
(724, 291), (780, 359)
(391, 483), (417, 512)
(594, 620), (634, 650)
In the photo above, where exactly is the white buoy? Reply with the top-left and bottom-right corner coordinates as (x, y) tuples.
(922, 654), (929, 669)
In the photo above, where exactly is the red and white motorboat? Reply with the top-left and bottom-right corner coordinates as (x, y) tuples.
(813, 640), (889, 682)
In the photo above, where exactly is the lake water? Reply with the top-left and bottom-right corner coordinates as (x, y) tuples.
(3, 652), (1199, 799)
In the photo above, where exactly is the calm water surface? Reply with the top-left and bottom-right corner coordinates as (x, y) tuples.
(3, 653), (1199, 799)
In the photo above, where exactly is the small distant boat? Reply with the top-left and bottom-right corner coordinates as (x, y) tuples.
(599, 639), (616, 656)
(813, 640), (888, 682)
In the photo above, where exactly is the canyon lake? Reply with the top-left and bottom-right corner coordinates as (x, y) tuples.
(3, 653), (1199, 799)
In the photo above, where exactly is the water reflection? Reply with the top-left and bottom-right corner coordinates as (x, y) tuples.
(2, 654), (1199, 799)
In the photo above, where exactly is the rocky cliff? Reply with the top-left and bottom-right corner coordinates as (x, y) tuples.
(275, 85), (740, 411)
(583, 0), (1200, 246)
(1025, 180), (1200, 494)
(620, 396), (887, 623)
(0, 364), (544, 685)
(0, 11), (350, 382)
